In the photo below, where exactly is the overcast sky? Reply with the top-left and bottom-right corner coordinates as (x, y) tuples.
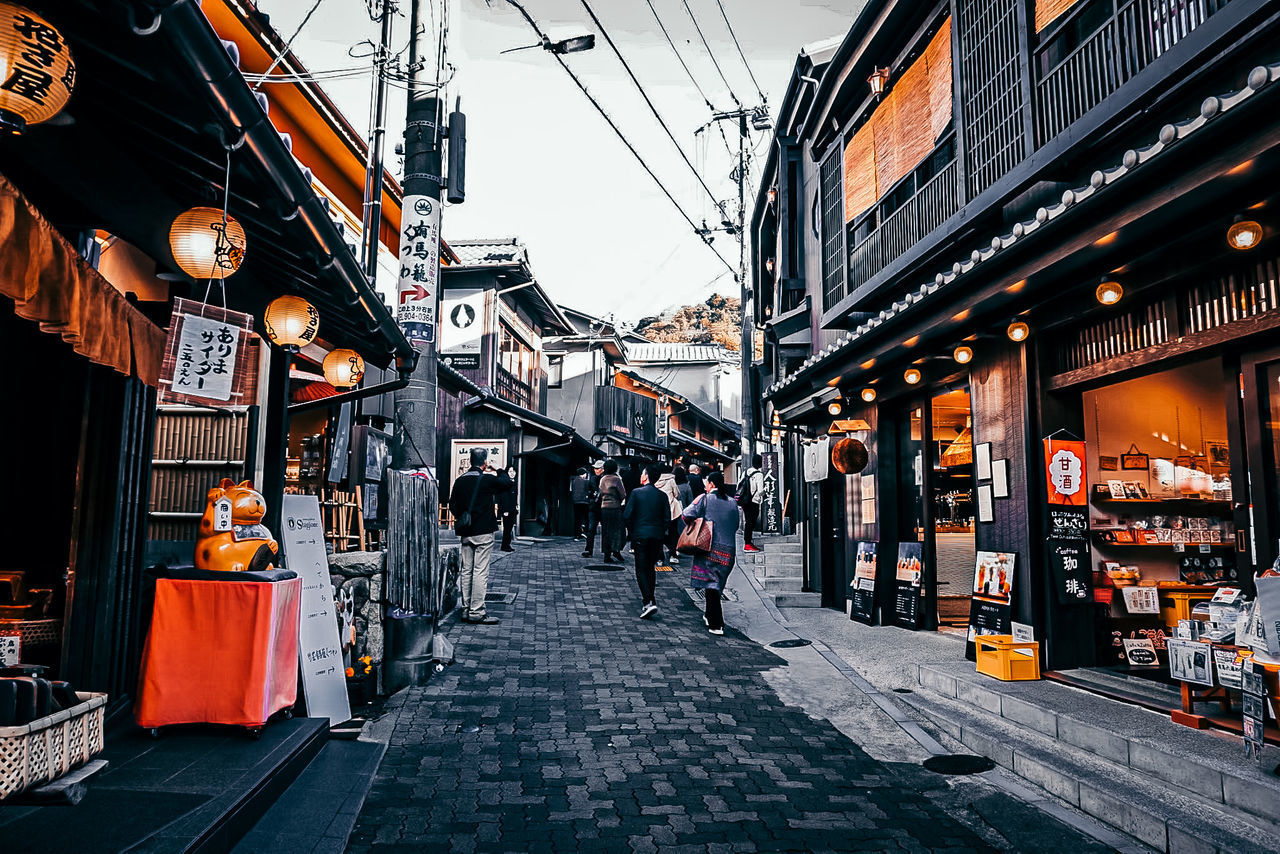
(257, 0), (857, 321)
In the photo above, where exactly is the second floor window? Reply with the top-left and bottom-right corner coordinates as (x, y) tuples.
(820, 150), (844, 310)
(499, 323), (535, 389)
(547, 355), (564, 389)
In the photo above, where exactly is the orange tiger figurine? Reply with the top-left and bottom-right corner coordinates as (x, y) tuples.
(194, 479), (280, 572)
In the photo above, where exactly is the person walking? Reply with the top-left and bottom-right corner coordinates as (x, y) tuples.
(687, 463), (705, 500)
(682, 471), (740, 635)
(597, 459), (627, 563)
(569, 467), (592, 540)
(449, 448), (502, 625)
(581, 459), (604, 558)
(496, 466), (517, 552)
(739, 454), (766, 553)
(671, 466), (693, 565)
(624, 463), (670, 619)
(654, 467), (683, 566)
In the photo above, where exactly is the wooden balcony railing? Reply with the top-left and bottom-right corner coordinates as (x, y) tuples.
(595, 385), (657, 445)
(1035, 0), (1233, 146)
(845, 158), (958, 300)
(495, 365), (533, 410)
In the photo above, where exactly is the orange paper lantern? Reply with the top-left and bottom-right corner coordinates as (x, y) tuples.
(170, 207), (247, 280)
(0, 4), (75, 134)
(323, 348), (364, 388)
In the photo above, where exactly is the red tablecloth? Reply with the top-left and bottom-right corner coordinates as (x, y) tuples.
(135, 577), (300, 728)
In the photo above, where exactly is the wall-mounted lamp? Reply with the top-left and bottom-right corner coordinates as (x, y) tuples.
(868, 67), (891, 97)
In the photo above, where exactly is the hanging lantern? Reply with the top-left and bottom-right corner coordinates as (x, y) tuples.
(169, 207), (247, 280)
(1007, 320), (1030, 342)
(322, 348), (364, 388)
(264, 295), (319, 349)
(868, 67), (891, 97)
(831, 437), (869, 475)
(0, 4), (76, 135)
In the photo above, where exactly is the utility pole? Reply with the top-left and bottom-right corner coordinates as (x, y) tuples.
(359, 0), (394, 282)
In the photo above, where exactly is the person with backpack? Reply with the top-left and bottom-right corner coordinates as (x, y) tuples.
(449, 448), (504, 624)
(739, 454), (766, 553)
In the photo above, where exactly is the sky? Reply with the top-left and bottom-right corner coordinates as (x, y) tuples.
(256, 0), (857, 322)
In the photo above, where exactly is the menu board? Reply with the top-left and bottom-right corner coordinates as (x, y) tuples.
(848, 542), (877, 625)
(891, 542), (923, 630)
(965, 551), (1016, 659)
(281, 494), (351, 725)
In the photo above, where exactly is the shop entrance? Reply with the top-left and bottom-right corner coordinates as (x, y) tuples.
(930, 389), (976, 628)
(1242, 347), (1280, 574)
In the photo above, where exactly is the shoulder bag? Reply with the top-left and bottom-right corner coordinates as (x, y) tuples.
(677, 500), (714, 555)
(454, 473), (482, 531)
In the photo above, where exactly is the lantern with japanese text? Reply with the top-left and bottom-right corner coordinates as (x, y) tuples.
(0, 3), (75, 135)
(263, 295), (319, 350)
(169, 207), (247, 280)
(323, 348), (364, 388)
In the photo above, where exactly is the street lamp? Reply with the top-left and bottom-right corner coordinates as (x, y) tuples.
(501, 3), (595, 55)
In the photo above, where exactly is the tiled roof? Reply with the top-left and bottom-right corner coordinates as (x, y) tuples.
(624, 343), (741, 364)
(766, 59), (1280, 399)
(447, 238), (528, 268)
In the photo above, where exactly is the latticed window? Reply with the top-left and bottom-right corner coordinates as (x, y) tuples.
(820, 151), (844, 310)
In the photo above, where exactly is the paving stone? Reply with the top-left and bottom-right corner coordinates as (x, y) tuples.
(348, 539), (993, 852)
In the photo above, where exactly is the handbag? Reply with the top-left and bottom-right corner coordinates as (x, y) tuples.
(454, 473), (482, 531)
(677, 516), (714, 555)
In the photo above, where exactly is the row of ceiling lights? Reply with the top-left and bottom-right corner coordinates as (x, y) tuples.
(825, 215), (1265, 416)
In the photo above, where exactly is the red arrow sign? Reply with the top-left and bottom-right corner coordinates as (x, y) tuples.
(399, 284), (429, 304)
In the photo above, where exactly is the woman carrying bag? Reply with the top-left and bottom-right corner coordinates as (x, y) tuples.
(680, 471), (740, 635)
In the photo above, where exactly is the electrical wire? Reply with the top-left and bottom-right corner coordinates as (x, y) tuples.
(645, 0), (715, 111)
(714, 0), (766, 106)
(578, 0), (724, 213)
(504, 1), (735, 274)
(251, 0), (327, 91)
(681, 0), (740, 108)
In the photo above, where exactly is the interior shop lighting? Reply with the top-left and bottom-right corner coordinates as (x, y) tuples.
(1007, 320), (1030, 342)
(1095, 279), (1124, 305)
(1227, 217), (1263, 251)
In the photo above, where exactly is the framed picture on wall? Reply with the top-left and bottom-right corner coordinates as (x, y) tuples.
(992, 460), (1009, 498)
(976, 443), (992, 480)
(977, 485), (994, 523)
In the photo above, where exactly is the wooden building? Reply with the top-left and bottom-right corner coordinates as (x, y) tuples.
(754, 0), (1280, 679)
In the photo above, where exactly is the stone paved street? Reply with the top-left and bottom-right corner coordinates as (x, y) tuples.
(347, 539), (1024, 853)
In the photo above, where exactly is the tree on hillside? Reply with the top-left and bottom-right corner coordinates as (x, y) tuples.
(633, 295), (742, 350)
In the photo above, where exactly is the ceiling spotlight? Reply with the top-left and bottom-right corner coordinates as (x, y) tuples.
(828, 400), (843, 416)
(1096, 279), (1123, 305)
(1007, 320), (1030, 342)
(953, 345), (974, 364)
(904, 367), (922, 385)
(1227, 217), (1263, 251)
(861, 388), (877, 403)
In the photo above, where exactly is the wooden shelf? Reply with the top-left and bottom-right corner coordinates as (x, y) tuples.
(1091, 497), (1230, 507)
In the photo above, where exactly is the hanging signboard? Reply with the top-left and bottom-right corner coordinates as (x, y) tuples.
(1043, 436), (1091, 605)
(761, 451), (782, 535)
(396, 194), (441, 344)
(803, 436), (831, 482)
(891, 542), (923, 629)
(849, 541), (877, 625)
(158, 298), (260, 408)
(965, 551), (1017, 659)
(440, 288), (484, 370)
(281, 494), (351, 725)
(1044, 438), (1087, 505)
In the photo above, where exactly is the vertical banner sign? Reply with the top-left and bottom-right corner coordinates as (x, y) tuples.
(849, 541), (878, 624)
(158, 298), (260, 408)
(281, 494), (351, 725)
(397, 194), (440, 344)
(761, 451), (781, 534)
(1044, 437), (1092, 605)
(892, 542), (924, 629)
(965, 551), (1017, 659)
(657, 394), (670, 440)
(440, 288), (485, 369)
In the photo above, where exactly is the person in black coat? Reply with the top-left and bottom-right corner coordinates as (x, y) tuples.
(496, 467), (518, 552)
(687, 463), (705, 499)
(623, 463), (671, 620)
(449, 448), (506, 624)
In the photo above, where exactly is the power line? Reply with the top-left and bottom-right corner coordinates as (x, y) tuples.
(645, 0), (715, 111)
(578, 0), (724, 214)
(503, 1), (735, 274)
(714, 0), (766, 106)
(252, 0), (327, 91)
(681, 0), (740, 108)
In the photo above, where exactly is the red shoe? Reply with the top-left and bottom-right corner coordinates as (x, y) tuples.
(743, 544), (761, 552)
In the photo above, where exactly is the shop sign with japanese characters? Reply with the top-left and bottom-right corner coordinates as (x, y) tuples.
(1044, 438), (1087, 505)
(159, 298), (259, 408)
(397, 194), (440, 342)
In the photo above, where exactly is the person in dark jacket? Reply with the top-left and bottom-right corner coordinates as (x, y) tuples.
(623, 464), (670, 619)
(496, 466), (518, 552)
(687, 463), (705, 499)
(449, 448), (504, 624)
(581, 460), (604, 558)
(569, 467), (592, 540)
(598, 459), (627, 563)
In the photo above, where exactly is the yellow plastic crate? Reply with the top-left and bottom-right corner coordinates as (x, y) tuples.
(975, 635), (1041, 682)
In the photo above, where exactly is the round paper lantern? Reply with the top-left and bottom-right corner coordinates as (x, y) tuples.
(264, 295), (319, 349)
(831, 437), (869, 475)
(323, 348), (364, 388)
(169, 207), (247, 280)
(0, 4), (75, 135)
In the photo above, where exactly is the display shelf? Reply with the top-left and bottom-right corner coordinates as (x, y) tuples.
(1091, 539), (1231, 549)
(1091, 497), (1230, 508)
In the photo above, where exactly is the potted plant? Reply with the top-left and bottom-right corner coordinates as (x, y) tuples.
(345, 656), (377, 705)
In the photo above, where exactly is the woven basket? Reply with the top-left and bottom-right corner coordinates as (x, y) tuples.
(0, 692), (106, 800)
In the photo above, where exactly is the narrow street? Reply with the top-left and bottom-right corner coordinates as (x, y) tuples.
(346, 539), (1113, 853)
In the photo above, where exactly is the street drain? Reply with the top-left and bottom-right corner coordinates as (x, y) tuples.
(485, 592), (516, 604)
(892, 688), (913, 694)
(922, 754), (995, 775)
(767, 638), (812, 648)
(585, 563), (624, 572)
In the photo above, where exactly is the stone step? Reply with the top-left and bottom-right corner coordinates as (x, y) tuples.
(761, 576), (804, 592)
(763, 562), (803, 578)
(774, 591), (821, 608)
(915, 663), (1280, 836)
(903, 686), (1279, 853)
(759, 543), (804, 555)
(755, 534), (801, 544)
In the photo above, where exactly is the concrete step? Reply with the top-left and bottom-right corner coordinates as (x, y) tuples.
(916, 663), (1280, 836)
(759, 543), (803, 556)
(763, 562), (803, 578)
(774, 591), (821, 608)
(761, 576), (804, 592)
(755, 534), (801, 544)
(904, 687), (1278, 853)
